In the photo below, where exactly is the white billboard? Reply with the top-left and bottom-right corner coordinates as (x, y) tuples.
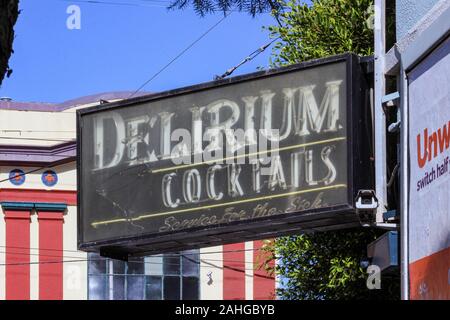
(408, 35), (450, 300)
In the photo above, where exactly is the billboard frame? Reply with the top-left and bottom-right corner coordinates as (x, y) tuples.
(76, 53), (373, 258)
(401, 5), (450, 299)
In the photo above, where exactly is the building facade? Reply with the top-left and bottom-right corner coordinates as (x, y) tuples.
(0, 92), (276, 300)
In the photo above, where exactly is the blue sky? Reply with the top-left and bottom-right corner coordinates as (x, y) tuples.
(0, 0), (278, 103)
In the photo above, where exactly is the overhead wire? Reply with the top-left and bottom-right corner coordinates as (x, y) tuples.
(58, 0), (170, 8)
(215, 37), (279, 79)
(0, 259), (276, 280)
(128, 11), (231, 98)
(0, 250), (265, 265)
(0, 252), (277, 276)
(0, 253), (275, 271)
(0, 166), (59, 184)
(0, 245), (276, 271)
(0, 244), (271, 256)
(57, 0), (243, 12)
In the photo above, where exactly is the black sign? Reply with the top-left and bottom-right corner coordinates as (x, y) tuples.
(77, 53), (373, 257)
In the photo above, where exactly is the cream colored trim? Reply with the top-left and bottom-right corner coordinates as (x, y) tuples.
(0, 208), (5, 300)
(245, 241), (254, 300)
(200, 246), (223, 300)
(30, 212), (39, 300)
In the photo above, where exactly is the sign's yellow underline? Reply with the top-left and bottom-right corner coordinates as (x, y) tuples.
(150, 136), (347, 174)
(91, 183), (347, 228)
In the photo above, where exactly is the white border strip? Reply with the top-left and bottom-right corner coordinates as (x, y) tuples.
(403, 4), (450, 70)
(245, 241), (253, 300)
(0, 209), (5, 300)
(29, 213), (39, 300)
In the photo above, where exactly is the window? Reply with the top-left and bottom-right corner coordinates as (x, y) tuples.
(163, 253), (180, 275)
(182, 277), (199, 300)
(145, 276), (162, 300)
(163, 276), (180, 300)
(88, 275), (107, 300)
(127, 275), (145, 300)
(88, 250), (200, 300)
(182, 250), (199, 276)
(127, 258), (145, 275)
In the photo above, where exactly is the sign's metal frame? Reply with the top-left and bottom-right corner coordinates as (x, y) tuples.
(76, 53), (373, 258)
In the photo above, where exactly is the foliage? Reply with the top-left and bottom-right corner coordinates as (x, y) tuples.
(0, 0), (19, 85)
(258, 0), (400, 300)
(267, 0), (374, 66)
(261, 230), (399, 300)
(168, 0), (282, 16)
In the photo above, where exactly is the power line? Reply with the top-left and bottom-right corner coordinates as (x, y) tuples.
(128, 12), (231, 98)
(0, 251), (86, 260)
(0, 245), (81, 253)
(0, 250), (272, 267)
(0, 258), (90, 267)
(127, 0), (172, 3)
(138, 0), (172, 2)
(0, 250), (259, 264)
(0, 255), (274, 269)
(58, 0), (169, 8)
(0, 259), (276, 280)
(0, 162), (74, 185)
(214, 37), (279, 80)
(58, 0), (242, 11)
(0, 256), (275, 279)
(0, 247), (275, 276)
(0, 246), (275, 270)
(0, 244), (270, 256)
(0, 165), (57, 184)
(183, 254), (275, 280)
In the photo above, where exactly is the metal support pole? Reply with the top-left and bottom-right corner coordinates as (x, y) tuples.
(399, 57), (409, 300)
(374, 0), (388, 223)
